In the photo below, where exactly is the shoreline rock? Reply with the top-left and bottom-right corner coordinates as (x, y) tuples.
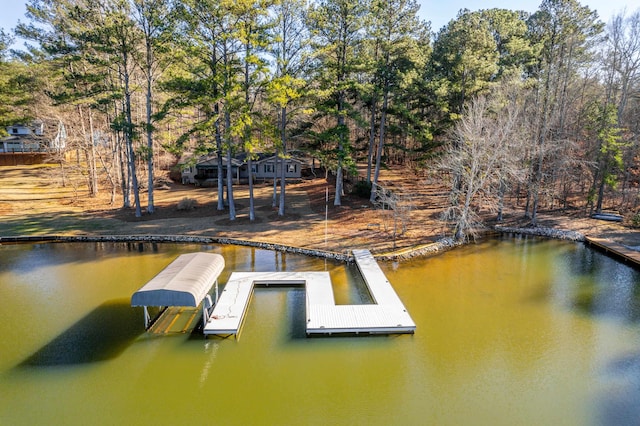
(494, 225), (586, 242)
(0, 225), (588, 263)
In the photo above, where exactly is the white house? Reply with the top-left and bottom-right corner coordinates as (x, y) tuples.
(1, 121), (67, 153)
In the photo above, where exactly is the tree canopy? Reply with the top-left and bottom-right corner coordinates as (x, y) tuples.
(1, 0), (639, 240)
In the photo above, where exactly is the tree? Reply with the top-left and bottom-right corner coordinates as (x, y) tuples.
(171, 0), (227, 212)
(236, 0), (272, 221)
(600, 9), (640, 209)
(172, 0), (254, 221)
(0, 30), (9, 57)
(366, 0), (428, 202)
(429, 9), (533, 128)
(308, 0), (366, 206)
(430, 9), (499, 120)
(133, 0), (175, 214)
(586, 102), (624, 213)
(525, 0), (603, 224)
(602, 9), (640, 123)
(17, 0), (105, 199)
(218, 2), (246, 221)
(268, 0), (309, 216)
(0, 30), (38, 130)
(92, 0), (144, 216)
(439, 83), (527, 241)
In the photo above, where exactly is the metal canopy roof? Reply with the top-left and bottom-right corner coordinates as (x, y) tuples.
(131, 252), (225, 308)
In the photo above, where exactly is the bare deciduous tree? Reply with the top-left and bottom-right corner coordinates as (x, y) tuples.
(371, 182), (414, 248)
(439, 84), (527, 241)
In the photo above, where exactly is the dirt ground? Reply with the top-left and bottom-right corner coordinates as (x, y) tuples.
(1, 163), (639, 254)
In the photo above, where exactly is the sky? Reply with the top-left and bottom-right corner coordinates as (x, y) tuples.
(1, 0), (636, 49)
(420, 0), (634, 31)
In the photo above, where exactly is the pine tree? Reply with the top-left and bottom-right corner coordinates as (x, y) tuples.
(366, 0), (428, 202)
(526, 0), (603, 224)
(308, 0), (367, 206)
(133, 0), (176, 214)
(268, 0), (309, 216)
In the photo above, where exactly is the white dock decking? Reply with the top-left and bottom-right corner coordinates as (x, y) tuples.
(203, 250), (415, 337)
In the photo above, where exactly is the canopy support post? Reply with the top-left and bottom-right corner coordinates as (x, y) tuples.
(143, 306), (150, 329)
(203, 295), (214, 328)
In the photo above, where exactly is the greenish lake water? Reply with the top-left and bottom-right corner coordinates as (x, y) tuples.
(1, 237), (639, 425)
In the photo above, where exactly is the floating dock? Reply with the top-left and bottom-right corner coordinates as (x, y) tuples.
(203, 249), (415, 337)
(585, 236), (640, 267)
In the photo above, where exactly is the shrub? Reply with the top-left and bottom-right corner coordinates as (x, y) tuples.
(177, 197), (198, 211)
(632, 212), (640, 228)
(352, 180), (372, 199)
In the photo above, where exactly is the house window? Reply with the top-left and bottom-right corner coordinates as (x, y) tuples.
(11, 128), (18, 134)
(264, 164), (274, 173)
(251, 165), (257, 173)
(287, 164), (297, 173)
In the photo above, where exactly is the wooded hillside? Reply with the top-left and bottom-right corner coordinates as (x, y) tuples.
(1, 0), (639, 241)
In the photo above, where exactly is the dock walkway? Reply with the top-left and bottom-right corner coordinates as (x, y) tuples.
(585, 236), (640, 267)
(352, 249), (406, 306)
(203, 250), (415, 337)
(203, 271), (331, 335)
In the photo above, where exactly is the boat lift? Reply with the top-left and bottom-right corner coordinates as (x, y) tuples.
(131, 252), (224, 329)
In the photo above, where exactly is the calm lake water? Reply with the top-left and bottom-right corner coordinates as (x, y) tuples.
(1, 237), (640, 425)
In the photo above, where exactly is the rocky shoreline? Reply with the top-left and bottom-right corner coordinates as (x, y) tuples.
(0, 224), (594, 262)
(494, 225), (586, 242)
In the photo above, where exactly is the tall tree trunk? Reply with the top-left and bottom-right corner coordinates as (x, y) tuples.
(225, 111), (236, 220)
(596, 172), (606, 213)
(370, 83), (389, 203)
(272, 155), (278, 207)
(335, 108), (344, 206)
(278, 105), (287, 216)
(530, 62), (554, 226)
(245, 38), (255, 221)
(87, 109), (98, 197)
(497, 179), (506, 222)
(116, 102), (130, 208)
(123, 61), (142, 217)
(334, 87), (345, 206)
(248, 156), (255, 221)
(366, 100), (376, 184)
(214, 102), (225, 210)
(145, 53), (155, 214)
(77, 105), (98, 197)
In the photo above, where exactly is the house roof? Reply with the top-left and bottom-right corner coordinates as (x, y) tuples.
(255, 155), (305, 165)
(196, 155), (243, 168)
(235, 152), (273, 163)
(181, 151), (313, 168)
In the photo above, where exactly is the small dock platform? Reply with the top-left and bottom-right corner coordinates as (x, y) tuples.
(203, 250), (415, 337)
(585, 236), (640, 267)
